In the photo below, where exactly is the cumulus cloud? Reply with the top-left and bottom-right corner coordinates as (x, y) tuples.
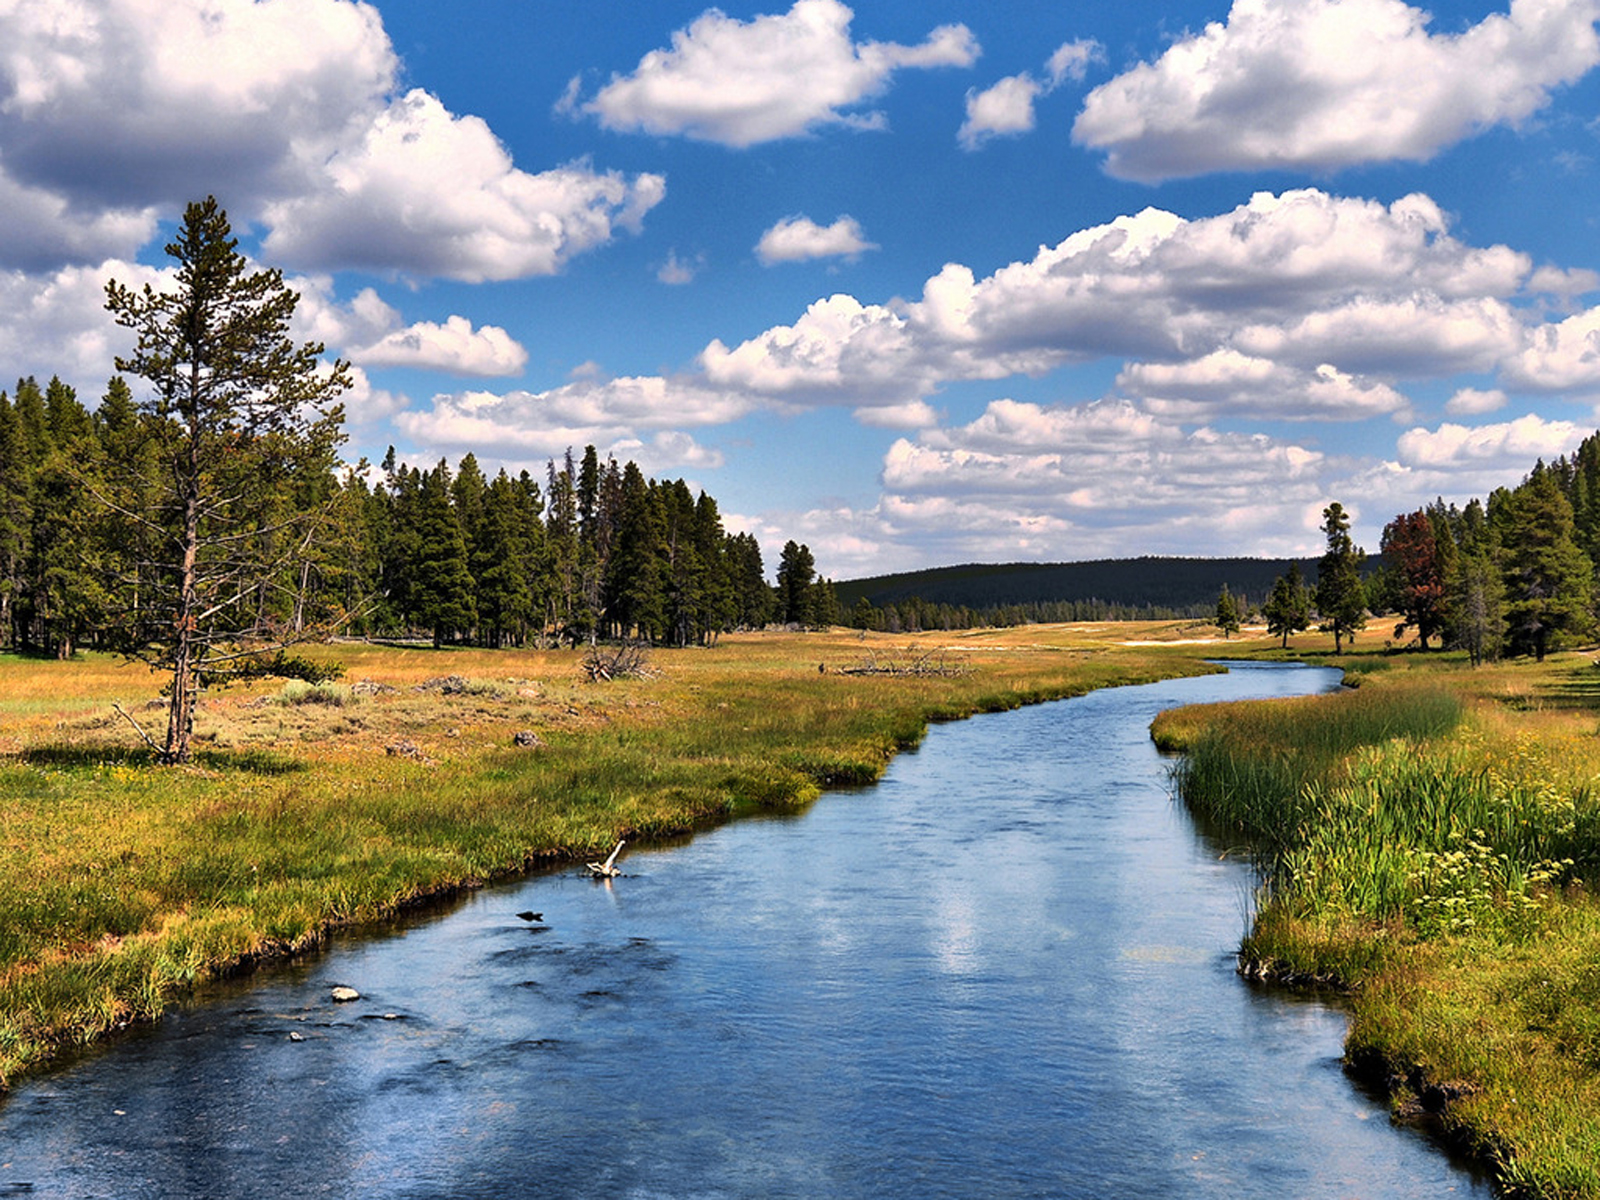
(565, 0), (978, 146)
(1503, 305), (1600, 389)
(1231, 294), (1526, 376)
(1445, 386), (1509, 415)
(1118, 352), (1410, 420)
(959, 39), (1103, 150)
(870, 398), (1339, 559)
(262, 91), (666, 282)
(1397, 414), (1588, 469)
(700, 189), (1539, 422)
(755, 215), (877, 264)
(701, 293), (942, 409)
(0, 0), (663, 278)
(349, 316), (529, 378)
(959, 75), (1045, 149)
(0, 258), (162, 393)
(394, 376), (752, 465)
(1074, 0), (1600, 181)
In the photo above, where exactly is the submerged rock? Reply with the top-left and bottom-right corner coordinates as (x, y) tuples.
(330, 986), (360, 1003)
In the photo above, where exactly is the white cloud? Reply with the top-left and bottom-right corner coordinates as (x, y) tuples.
(1119, 352), (1410, 420)
(700, 189), (1538, 425)
(701, 293), (940, 408)
(1047, 40), (1103, 86)
(959, 74), (1045, 149)
(567, 0), (978, 147)
(262, 91), (666, 283)
(0, 258), (160, 393)
(0, 0), (663, 279)
(1396, 413), (1588, 469)
(337, 364), (409, 426)
(755, 215), (877, 264)
(657, 250), (703, 285)
(395, 376), (753, 464)
(960, 39), (1103, 150)
(1231, 294), (1526, 376)
(1503, 305), (1600, 389)
(349, 315), (529, 378)
(870, 398), (1340, 559)
(1074, 0), (1600, 181)
(1445, 386), (1509, 415)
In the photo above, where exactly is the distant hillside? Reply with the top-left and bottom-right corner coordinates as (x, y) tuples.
(834, 556), (1343, 613)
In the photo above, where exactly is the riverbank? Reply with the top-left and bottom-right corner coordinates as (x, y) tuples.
(1156, 648), (1600, 1199)
(0, 623), (1223, 1091)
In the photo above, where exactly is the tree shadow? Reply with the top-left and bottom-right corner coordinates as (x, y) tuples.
(1534, 662), (1600, 710)
(14, 745), (307, 775)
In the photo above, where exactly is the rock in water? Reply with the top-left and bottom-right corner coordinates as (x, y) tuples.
(331, 986), (360, 1003)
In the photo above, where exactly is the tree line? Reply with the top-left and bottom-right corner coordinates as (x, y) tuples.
(1252, 450), (1600, 661)
(0, 379), (853, 658)
(0, 199), (843, 762)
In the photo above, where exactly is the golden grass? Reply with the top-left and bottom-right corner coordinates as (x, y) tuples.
(0, 622), (1223, 1089)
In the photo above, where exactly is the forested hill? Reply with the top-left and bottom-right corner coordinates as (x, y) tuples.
(834, 557), (1333, 614)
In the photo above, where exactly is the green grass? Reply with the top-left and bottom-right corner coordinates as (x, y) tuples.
(1164, 653), (1600, 1196)
(0, 623), (1227, 1089)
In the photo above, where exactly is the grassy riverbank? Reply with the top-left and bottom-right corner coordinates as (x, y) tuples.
(1157, 648), (1600, 1198)
(0, 622), (1219, 1090)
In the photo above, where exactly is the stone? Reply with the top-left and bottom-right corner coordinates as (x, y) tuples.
(512, 730), (544, 748)
(330, 986), (360, 1003)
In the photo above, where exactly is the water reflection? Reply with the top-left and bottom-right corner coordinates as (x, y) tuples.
(0, 666), (1492, 1198)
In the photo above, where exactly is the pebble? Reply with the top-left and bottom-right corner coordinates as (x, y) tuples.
(330, 986), (361, 1003)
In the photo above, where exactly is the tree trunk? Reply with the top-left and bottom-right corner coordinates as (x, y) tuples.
(165, 393), (203, 765)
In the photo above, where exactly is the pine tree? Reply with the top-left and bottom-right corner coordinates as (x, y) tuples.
(474, 470), (536, 647)
(1214, 584), (1241, 639)
(1315, 503), (1367, 655)
(101, 197), (349, 762)
(410, 460), (478, 647)
(1499, 470), (1594, 661)
(606, 462), (667, 640)
(776, 540), (816, 626)
(1262, 562), (1312, 649)
(0, 390), (26, 648)
(726, 533), (772, 628)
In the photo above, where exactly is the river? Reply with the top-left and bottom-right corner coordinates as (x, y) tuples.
(0, 663), (1491, 1198)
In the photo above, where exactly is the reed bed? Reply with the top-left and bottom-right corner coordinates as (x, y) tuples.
(1164, 656), (1600, 1197)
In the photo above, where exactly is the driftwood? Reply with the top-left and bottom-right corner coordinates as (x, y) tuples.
(838, 648), (970, 678)
(582, 643), (655, 682)
(112, 703), (163, 755)
(586, 840), (626, 878)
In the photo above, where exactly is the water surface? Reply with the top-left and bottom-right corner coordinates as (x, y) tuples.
(0, 665), (1491, 1198)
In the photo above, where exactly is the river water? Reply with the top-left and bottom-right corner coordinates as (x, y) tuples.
(0, 664), (1491, 1198)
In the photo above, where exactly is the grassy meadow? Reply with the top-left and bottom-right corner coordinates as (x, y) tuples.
(1157, 645), (1600, 1199)
(0, 621), (1220, 1090)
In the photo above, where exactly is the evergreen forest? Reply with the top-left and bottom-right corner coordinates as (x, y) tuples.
(0, 374), (841, 659)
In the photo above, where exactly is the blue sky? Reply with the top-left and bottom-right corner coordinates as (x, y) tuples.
(7, 0), (1600, 577)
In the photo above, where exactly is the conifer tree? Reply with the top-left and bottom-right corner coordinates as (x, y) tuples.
(1214, 584), (1241, 638)
(1315, 503), (1366, 654)
(606, 462), (667, 640)
(1499, 470), (1593, 660)
(101, 197), (349, 762)
(410, 460), (478, 647)
(1262, 563), (1311, 649)
(776, 540), (816, 626)
(474, 470), (537, 647)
